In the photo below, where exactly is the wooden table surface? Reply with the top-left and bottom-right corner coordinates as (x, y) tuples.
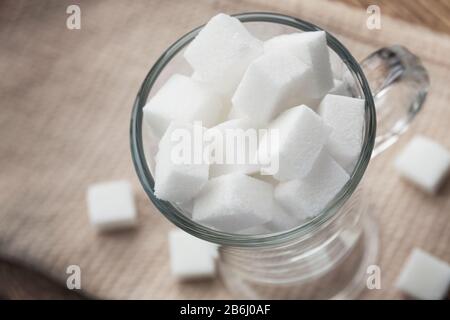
(1, 0), (449, 300)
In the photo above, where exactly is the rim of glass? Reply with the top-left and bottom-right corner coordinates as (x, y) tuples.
(130, 12), (376, 247)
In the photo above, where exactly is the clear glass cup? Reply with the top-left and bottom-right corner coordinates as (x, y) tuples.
(130, 13), (429, 299)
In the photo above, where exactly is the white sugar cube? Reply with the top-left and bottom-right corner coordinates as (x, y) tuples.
(259, 105), (331, 181)
(275, 151), (349, 219)
(211, 117), (257, 131)
(184, 13), (263, 96)
(330, 53), (346, 80)
(231, 51), (313, 125)
(239, 174), (301, 233)
(175, 199), (194, 218)
(395, 248), (450, 300)
(319, 94), (365, 173)
(237, 224), (271, 235)
(143, 74), (225, 138)
(329, 79), (350, 96)
(264, 31), (333, 98)
(206, 118), (260, 177)
(252, 173), (300, 233)
(227, 105), (246, 120)
(168, 229), (217, 280)
(87, 180), (137, 232)
(192, 173), (273, 232)
(250, 173), (279, 186)
(265, 204), (300, 232)
(154, 122), (209, 203)
(395, 135), (450, 194)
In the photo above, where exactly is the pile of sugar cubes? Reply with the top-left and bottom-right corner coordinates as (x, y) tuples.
(143, 13), (365, 234)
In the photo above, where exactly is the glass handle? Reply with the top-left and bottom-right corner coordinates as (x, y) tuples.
(359, 45), (430, 158)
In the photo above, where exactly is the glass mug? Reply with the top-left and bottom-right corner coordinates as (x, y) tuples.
(130, 13), (429, 299)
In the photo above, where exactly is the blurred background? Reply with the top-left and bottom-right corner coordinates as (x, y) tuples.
(0, 0), (449, 299)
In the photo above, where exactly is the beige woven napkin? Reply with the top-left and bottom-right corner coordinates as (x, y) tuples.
(0, 0), (449, 299)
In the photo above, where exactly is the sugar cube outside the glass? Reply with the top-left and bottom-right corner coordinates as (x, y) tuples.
(168, 229), (217, 280)
(86, 180), (137, 232)
(394, 135), (450, 194)
(231, 51), (313, 125)
(184, 13), (263, 96)
(143, 74), (225, 138)
(395, 248), (450, 300)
